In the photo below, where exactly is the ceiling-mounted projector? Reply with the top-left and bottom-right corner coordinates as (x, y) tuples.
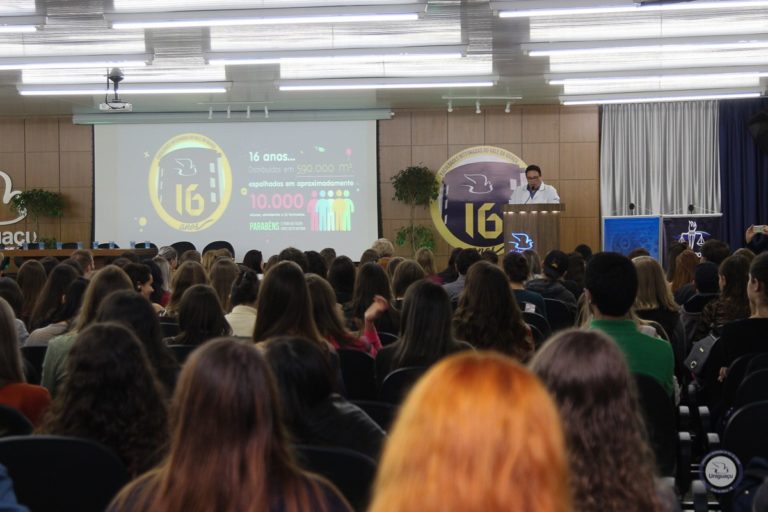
(99, 67), (133, 112)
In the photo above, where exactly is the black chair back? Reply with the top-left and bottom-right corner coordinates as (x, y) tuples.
(97, 242), (119, 249)
(722, 401), (768, 469)
(296, 445), (376, 512)
(171, 241), (196, 256)
(159, 318), (181, 338)
(745, 353), (768, 377)
(0, 435), (129, 512)
(0, 406), (33, 438)
(20, 346), (47, 385)
(202, 240), (235, 259)
(60, 242), (80, 249)
(338, 350), (376, 400)
(720, 353), (759, 413)
(528, 323), (545, 349)
(734, 370), (768, 409)
(168, 344), (197, 364)
(351, 400), (397, 432)
(634, 373), (677, 477)
(134, 242), (158, 249)
(522, 311), (551, 338)
(376, 331), (398, 346)
(543, 299), (575, 332)
(379, 366), (427, 405)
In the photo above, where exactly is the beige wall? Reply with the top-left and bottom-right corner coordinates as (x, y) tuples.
(0, 117), (92, 244)
(379, 106), (601, 266)
(0, 110), (600, 262)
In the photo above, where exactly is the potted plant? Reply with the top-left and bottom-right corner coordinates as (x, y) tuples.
(10, 189), (65, 247)
(391, 165), (439, 253)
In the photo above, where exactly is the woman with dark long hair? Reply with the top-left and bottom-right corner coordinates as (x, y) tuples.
(670, 249), (699, 304)
(530, 329), (666, 512)
(163, 261), (208, 318)
(225, 269), (259, 338)
(164, 285), (231, 347)
(264, 336), (385, 460)
(108, 338), (351, 512)
(0, 297), (50, 425)
(41, 266), (133, 396)
(26, 277), (88, 347)
(209, 258), (240, 313)
(453, 261), (533, 361)
(28, 264), (79, 332)
(38, 323), (168, 476)
(692, 254), (752, 340)
(306, 274), (385, 356)
(327, 256), (355, 305)
(253, 261), (323, 344)
(16, 259), (47, 327)
(345, 262), (399, 335)
(375, 280), (472, 385)
(96, 291), (180, 394)
(369, 352), (570, 512)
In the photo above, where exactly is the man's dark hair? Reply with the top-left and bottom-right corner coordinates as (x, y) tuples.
(278, 247), (309, 273)
(574, 244), (593, 262)
(503, 252), (529, 283)
(585, 252), (638, 317)
(627, 247), (650, 260)
(700, 239), (730, 266)
(694, 262), (720, 294)
(525, 164), (541, 175)
(456, 248), (481, 276)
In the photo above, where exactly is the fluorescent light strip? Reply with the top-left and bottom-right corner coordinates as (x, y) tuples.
(0, 25), (36, 33)
(207, 46), (465, 65)
(18, 83), (228, 96)
(279, 77), (495, 91)
(550, 72), (768, 85)
(0, 54), (150, 71)
(107, 6), (422, 29)
(561, 91), (762, 105)
(0, 15), (44, 33)
(530, 41), (768, 57)
(499, 0), (768, 18)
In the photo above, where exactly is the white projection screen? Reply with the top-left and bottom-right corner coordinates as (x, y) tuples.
(94, 121), (378, 260)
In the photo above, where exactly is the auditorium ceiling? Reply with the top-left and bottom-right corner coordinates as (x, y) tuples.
(0, 0), (765, 117)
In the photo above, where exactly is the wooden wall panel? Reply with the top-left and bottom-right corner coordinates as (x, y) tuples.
(24, 119), (59, 152)
(0, 153), (26, 188)
(25, 152), (59, 188)
(379, 105), (601, 267)
(59, 120), (92, 151)
(0, 119), (25, 153)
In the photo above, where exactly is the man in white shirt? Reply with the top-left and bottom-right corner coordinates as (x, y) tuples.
(509, 164), (560, 204)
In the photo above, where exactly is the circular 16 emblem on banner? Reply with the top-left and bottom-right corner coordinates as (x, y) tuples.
(148, 133), (232, 232)
(430, 146), (527, 250)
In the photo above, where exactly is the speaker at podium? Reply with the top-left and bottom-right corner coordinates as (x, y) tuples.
(503, 204), (565, 256)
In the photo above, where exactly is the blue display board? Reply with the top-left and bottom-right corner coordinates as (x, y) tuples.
(602, 216), (662, 260)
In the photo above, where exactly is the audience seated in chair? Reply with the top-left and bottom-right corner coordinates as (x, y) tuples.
(525, 250), (577, 310)
(107, 338), (351, 512)
(531, 329), (674, 512)
(503, 251), (548, 319)
(441, 248), (481, 303)
(264, 336), (385, 460)
(162, 261), (207, 319)
(224, 269), (259, 337)
(375, 280), (472, 387)
(692, 254), (752, 341)
(585, 252), (675, 397)
(38, 323), (168, 476)
(27, 264), (80, 332)
(453, 261), (533, 361)
(344, 263), (400, 335)
(0, 298), (50, 426)
(368, 352), (571, 512)
(26, 278), (87, 348)
(162, 285), (231, 347)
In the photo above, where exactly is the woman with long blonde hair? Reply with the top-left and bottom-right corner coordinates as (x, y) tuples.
(369, 351), (571, 512)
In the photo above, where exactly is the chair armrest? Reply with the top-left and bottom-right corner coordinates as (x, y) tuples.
(691, 480), (708, 512)
(677, 432), (693, 493)
(697, 406), (711, 433)
(678, 405), (690, 430)
(706, 432), (720, 451)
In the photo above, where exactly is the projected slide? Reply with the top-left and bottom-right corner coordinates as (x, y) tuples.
(94, 122), (377, 259)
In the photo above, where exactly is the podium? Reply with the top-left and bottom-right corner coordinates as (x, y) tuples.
(503, 204), (565, 256)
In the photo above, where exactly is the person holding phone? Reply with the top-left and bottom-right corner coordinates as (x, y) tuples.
(746, 224), (767, 254)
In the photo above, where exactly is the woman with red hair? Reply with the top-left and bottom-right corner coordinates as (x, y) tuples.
(368, 351), (570, 512)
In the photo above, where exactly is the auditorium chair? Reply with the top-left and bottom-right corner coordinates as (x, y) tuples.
(732, 370), (768, 411)
(0, 435), (129, 512)
(170, 241), (196, 256)
(60, 242), (80, 249)
(296, 445), (376, 512)
(202, 240), (235, 259)
(379, 366), (427, 405)
(168, 344), (197, 364)
(375, 331), (398, 345)
(133, 242), (157, 249)
(542, 299), (575, 332)
(744, 353), (768, 377)
(159, 318), (181, 338)
(97, 242), (119, 249)
(0, 406), (33, 438)
(522, 311), (551, 339)
(20, 346), (46, 385)
(528, 323), (545, 348)
(337, 350), (376, 400)
(350, 400), (396, 432)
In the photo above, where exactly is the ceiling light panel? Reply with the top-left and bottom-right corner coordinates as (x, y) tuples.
(560, 74), (763, 95)
(0, 28), (145, 57)
(210, 20), (460, 52)
(22, 65), (227, 85)
(0, 0), (35, 15)
(279, 55), (492, 79)
(113, 0), (422, 12)
(530, 10), (768, 42)
(548, 48), (768, 73)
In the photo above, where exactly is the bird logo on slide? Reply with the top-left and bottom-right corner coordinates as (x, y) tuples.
(508, 232), (534, 251)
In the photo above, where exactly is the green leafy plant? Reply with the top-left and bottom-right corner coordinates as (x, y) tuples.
(391, 165), (439, 253)
(9, 189), (65, 244)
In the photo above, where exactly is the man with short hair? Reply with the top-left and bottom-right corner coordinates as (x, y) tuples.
(524, 250), (577, 309)
(700, 239), (731, 266)
(70, 249), (94, 276)
(509, 164), (560, 204)
(442, 248), (481, 302)
(586, 252), (675, 396)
